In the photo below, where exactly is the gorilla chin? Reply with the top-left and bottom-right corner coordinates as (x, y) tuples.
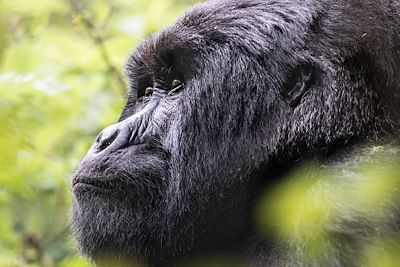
(72, 141), (170, 262)
(72, 0), (400, 266)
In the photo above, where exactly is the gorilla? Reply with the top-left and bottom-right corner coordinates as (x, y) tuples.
(71, 0), (400, 266)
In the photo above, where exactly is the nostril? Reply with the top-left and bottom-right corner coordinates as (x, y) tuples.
(97, 130), (119, 152)
(96, 132), (103, 143)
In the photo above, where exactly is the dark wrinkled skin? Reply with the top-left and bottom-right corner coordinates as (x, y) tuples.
(71, 0), (400, 266)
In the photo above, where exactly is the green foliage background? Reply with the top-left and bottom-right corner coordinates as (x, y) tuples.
(0, 1), (199, 266)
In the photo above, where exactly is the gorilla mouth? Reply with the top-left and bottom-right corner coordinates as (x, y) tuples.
(72, 177), (118, 191)
(73, 182), (108, 191)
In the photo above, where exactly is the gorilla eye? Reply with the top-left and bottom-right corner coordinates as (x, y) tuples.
(144, 87), (153, 97)
(172, 79), (183, 89)
(169, 79), (184, 95)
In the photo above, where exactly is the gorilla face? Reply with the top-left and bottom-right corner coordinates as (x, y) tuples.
(72, 0), (400, 265)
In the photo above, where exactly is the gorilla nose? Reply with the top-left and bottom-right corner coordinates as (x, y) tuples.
(86, 96), (161, 157)
(96, 127), (120, 152)
(87, 123), (131, 156)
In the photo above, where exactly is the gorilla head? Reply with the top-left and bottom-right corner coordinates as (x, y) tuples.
(72, 0), (400, 266)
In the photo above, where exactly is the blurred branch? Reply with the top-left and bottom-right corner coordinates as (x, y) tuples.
(67, 0), (126, 95)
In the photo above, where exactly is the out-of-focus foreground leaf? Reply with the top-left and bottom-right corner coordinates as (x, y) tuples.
(256, 146), (400, 266)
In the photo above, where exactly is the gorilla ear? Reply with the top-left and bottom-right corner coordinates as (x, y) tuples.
(282, 63), (316, 108)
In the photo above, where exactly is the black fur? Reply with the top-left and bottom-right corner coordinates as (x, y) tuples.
(71, 0), (400, 266)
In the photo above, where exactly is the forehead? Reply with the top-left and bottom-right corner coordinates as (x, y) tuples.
(131, 0), (311, 57)
(124, 0), (312, 83)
